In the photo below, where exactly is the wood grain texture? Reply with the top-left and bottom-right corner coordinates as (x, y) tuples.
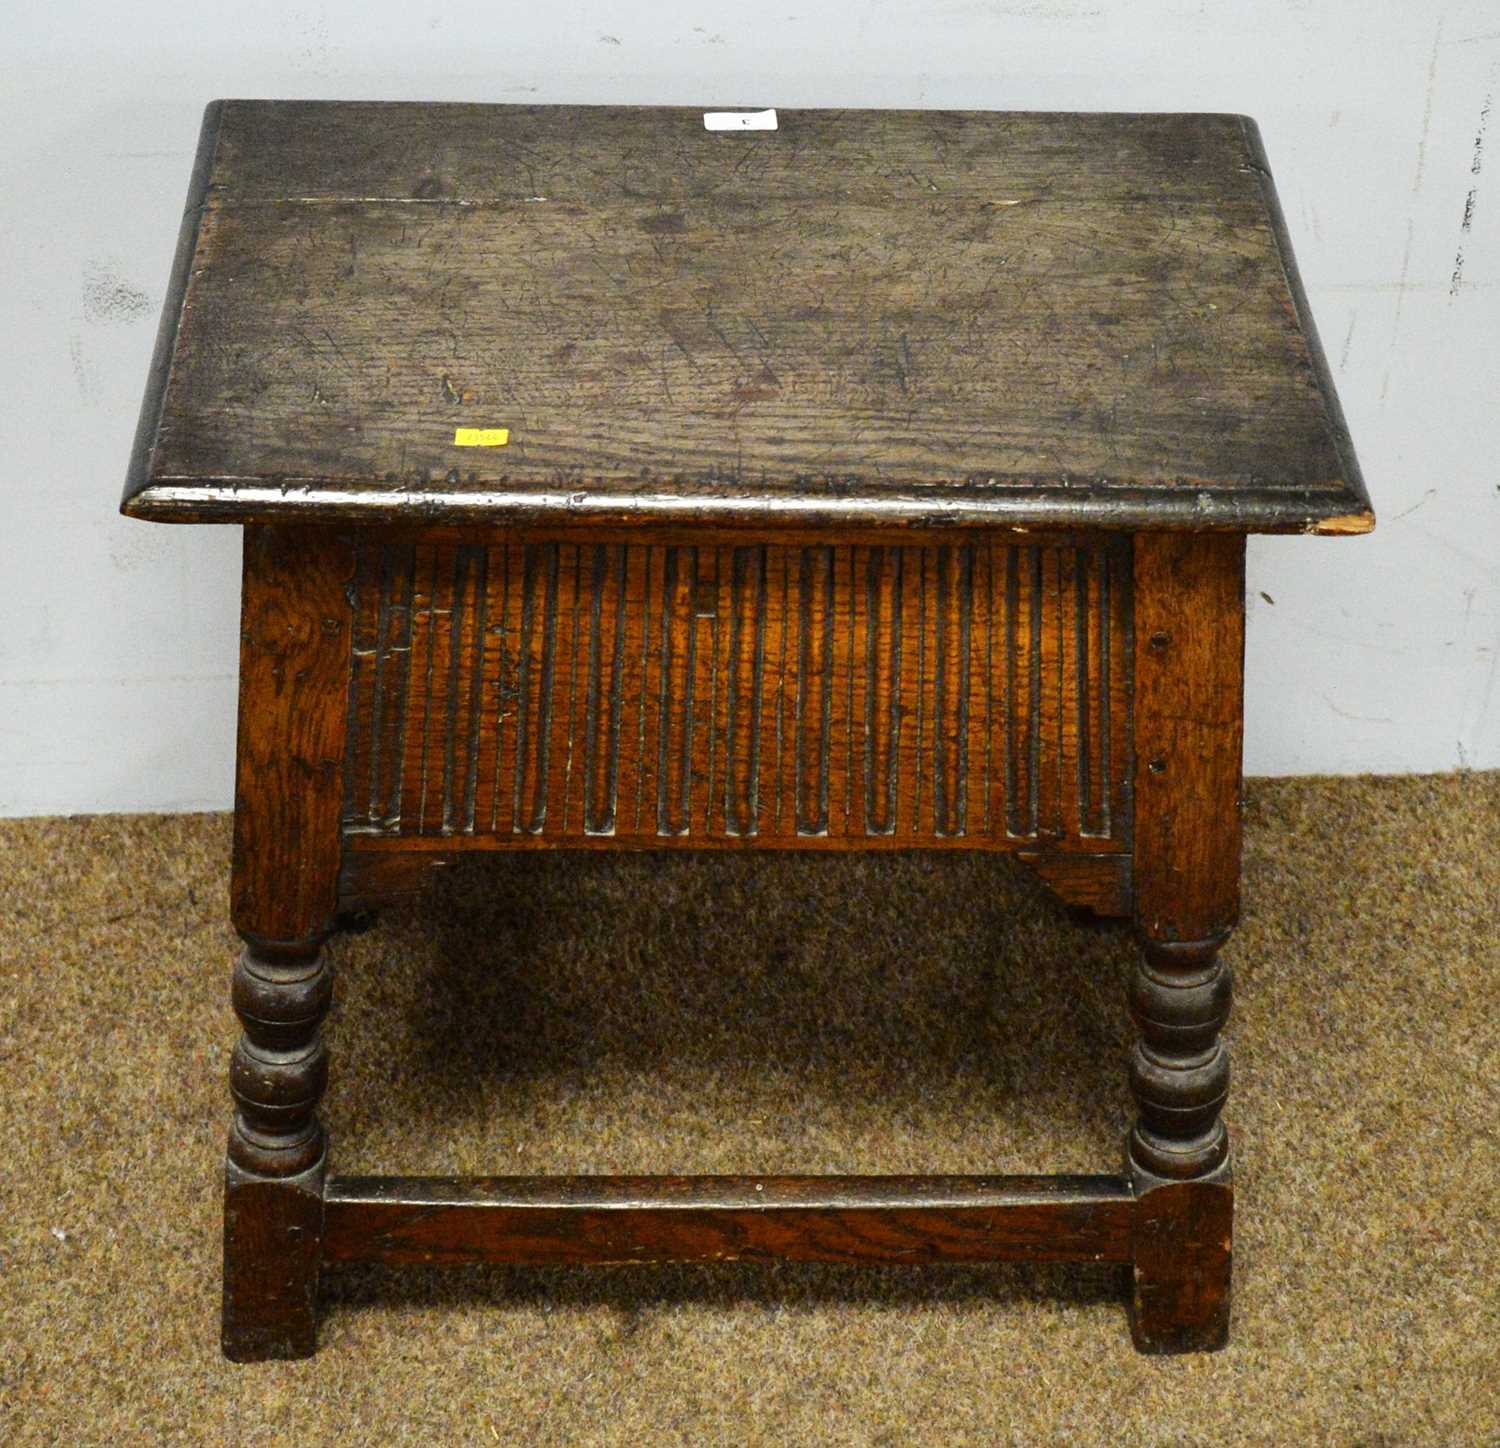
(118, 98), (1377, 1365)
(231, 525), (354, 944)
(336, 846), (451, 915)
(122, 102), (1371, 535)
(340, 534), (1133, 849)
(1131, 533), (1245, 944)
(322, 1174), (1135, 1266)
(1017, 850), (1133, 918)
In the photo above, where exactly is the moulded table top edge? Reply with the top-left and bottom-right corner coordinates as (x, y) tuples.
(123, 100), (1374, 537)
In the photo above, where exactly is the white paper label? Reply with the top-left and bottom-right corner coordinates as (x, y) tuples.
(704, 108), (778, 132)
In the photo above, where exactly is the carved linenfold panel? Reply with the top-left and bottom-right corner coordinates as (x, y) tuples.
(342, 537), (1132, 847)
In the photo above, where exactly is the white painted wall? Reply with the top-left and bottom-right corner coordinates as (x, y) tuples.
(2, 1), (1496, 815)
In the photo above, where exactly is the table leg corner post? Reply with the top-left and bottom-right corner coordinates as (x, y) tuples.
(1125, 530), (1244, 1354)
(222, 524), (353, 1362)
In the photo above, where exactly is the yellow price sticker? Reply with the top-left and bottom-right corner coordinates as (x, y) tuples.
(453, 427), (510, 447)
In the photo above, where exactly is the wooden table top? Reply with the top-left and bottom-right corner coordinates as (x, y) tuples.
(123, 101), (1371, 535)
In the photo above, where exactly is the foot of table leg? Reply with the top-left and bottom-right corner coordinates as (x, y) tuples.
(222, 939), (332, 1361)
(223, 1153), (327, 1361)
(1129, 1155), (1232, 1353)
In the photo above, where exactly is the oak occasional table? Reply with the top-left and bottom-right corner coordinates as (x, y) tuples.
(123, 101), (1373, 1360)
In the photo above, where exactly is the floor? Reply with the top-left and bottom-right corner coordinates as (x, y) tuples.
(2, 772), (1496, 1444)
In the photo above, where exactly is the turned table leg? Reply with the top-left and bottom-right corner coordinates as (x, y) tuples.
(1128, 934), (1233, 1351)
(222, 525), (353, 1361)
(1127, 533), (1244, 1353)
(224, 938), (332, 1359)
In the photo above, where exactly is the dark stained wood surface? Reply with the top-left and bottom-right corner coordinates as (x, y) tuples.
(1017, 849), (1132, 918)
(124, 102), (1371, 535)
(1129, 1161), (1233, 1352)
(222, 1157), (326, 1361)
(118, 107), (1372, 1357)
(322, 1174), (1136, 1266)
(335, 844), (450, 916)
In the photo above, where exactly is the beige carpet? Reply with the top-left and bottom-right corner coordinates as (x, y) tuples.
(2, 774), (1497, 1445)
